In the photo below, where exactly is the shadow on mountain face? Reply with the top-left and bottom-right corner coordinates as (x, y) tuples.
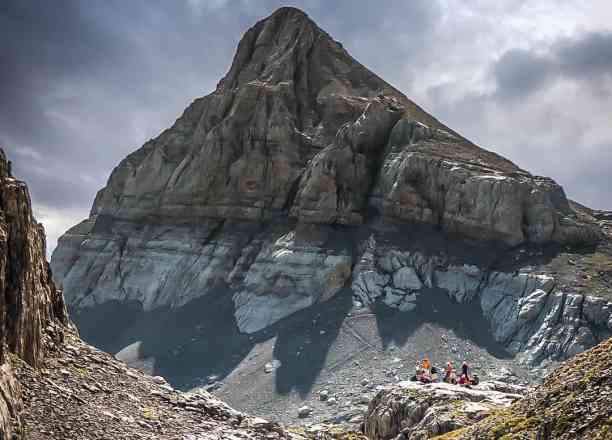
(72, 284), (509, 395)
(70, 287), (257, 389)
(70, 285), (353, 395)
(373, 287), (511, 359)
(270, 288), (353, 397)
(372, 221), (576, 275)
(72, 284), (509, 399)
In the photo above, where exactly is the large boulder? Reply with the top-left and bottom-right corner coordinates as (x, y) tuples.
(364, 381), (525, 440)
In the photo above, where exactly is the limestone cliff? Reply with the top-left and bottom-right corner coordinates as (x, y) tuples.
(51, 7), (609, 368)
(0, 148), (68, 438)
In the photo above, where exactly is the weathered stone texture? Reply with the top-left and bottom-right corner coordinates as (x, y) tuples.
(50, 7), (605, 363)
(364, 381), (524, 440)
(0, 148), (68, 438)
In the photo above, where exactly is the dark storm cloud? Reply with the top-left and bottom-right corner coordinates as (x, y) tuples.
(493, 49), (553, 99)
(555, 32), (612, 79)
(493, 31), (612, 98)
(0, 0), (132, 208)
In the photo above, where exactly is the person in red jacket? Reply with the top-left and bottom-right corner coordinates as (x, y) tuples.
(443, 361), (456, 384)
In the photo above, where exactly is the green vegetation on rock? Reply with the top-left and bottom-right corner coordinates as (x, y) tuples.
(438, 337), (612, 439)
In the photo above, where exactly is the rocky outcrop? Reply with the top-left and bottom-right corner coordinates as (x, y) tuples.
(232, 225), (353, 333)
(0, 148), (68, 438)
(446, 337), (612, 440)
(0, 150), (67, 367)
(352, 242), (612, 365)
(0, 363), (22, 439)
(370, 121), (601, 246)
(51, 7), (606, 366)
(363, 380), (525, 440)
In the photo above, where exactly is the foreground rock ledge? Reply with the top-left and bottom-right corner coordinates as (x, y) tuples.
(0, 147), (68, 438)
(364, 381), (525, 440)
(442, 337), (612, 440)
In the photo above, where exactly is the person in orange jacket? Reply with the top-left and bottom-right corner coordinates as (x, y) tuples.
(422, 357), (431, 372)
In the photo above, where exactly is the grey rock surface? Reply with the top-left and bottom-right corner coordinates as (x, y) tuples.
(364, 381), (525, 440)
(0, 148), (69, 439)
(51, 7), (608, 370)
(351, 243), (612, 365)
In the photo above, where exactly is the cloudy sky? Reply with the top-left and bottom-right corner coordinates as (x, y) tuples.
(2, 0), (611, 255)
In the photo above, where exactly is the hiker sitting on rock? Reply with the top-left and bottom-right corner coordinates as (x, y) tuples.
(443, 361), (457, 384)
(459, 373), (470, 387)
(461, 361), (470, 381)
(418, 357), (439, 383)
(457, 362), (480, 387)
(419, 368), (432, 383)
(422, 357), (431, 372)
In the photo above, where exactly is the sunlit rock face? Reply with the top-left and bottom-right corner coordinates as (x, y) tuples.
(51, 7), (606, 365)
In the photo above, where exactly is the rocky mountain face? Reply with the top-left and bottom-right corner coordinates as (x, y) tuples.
(0, 148), (68, 438)
(351, 242), (612, 366)
(51, 5), (612, 382)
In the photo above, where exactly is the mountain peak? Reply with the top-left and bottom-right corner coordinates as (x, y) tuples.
(217, 7), (450, 133)
(218, 7), (330, 91)
(268, 6), (311, 21)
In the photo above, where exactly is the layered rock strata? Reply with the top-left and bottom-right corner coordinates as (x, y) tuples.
(0, 148), (68, 438)
(352, 242), (612, 365)
(51, 7), (607, 366)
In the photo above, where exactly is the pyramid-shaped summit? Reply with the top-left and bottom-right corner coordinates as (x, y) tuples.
(52, 7), (602, 349)
(85, 6), (458, 226)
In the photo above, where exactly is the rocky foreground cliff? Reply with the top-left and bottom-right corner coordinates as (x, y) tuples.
(15, 330), (356, 440)
(0, 148), (68, 438)
(437, 337), (612, 439)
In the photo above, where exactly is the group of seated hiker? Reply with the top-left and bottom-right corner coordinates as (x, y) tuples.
(412, 357), (479, 386)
